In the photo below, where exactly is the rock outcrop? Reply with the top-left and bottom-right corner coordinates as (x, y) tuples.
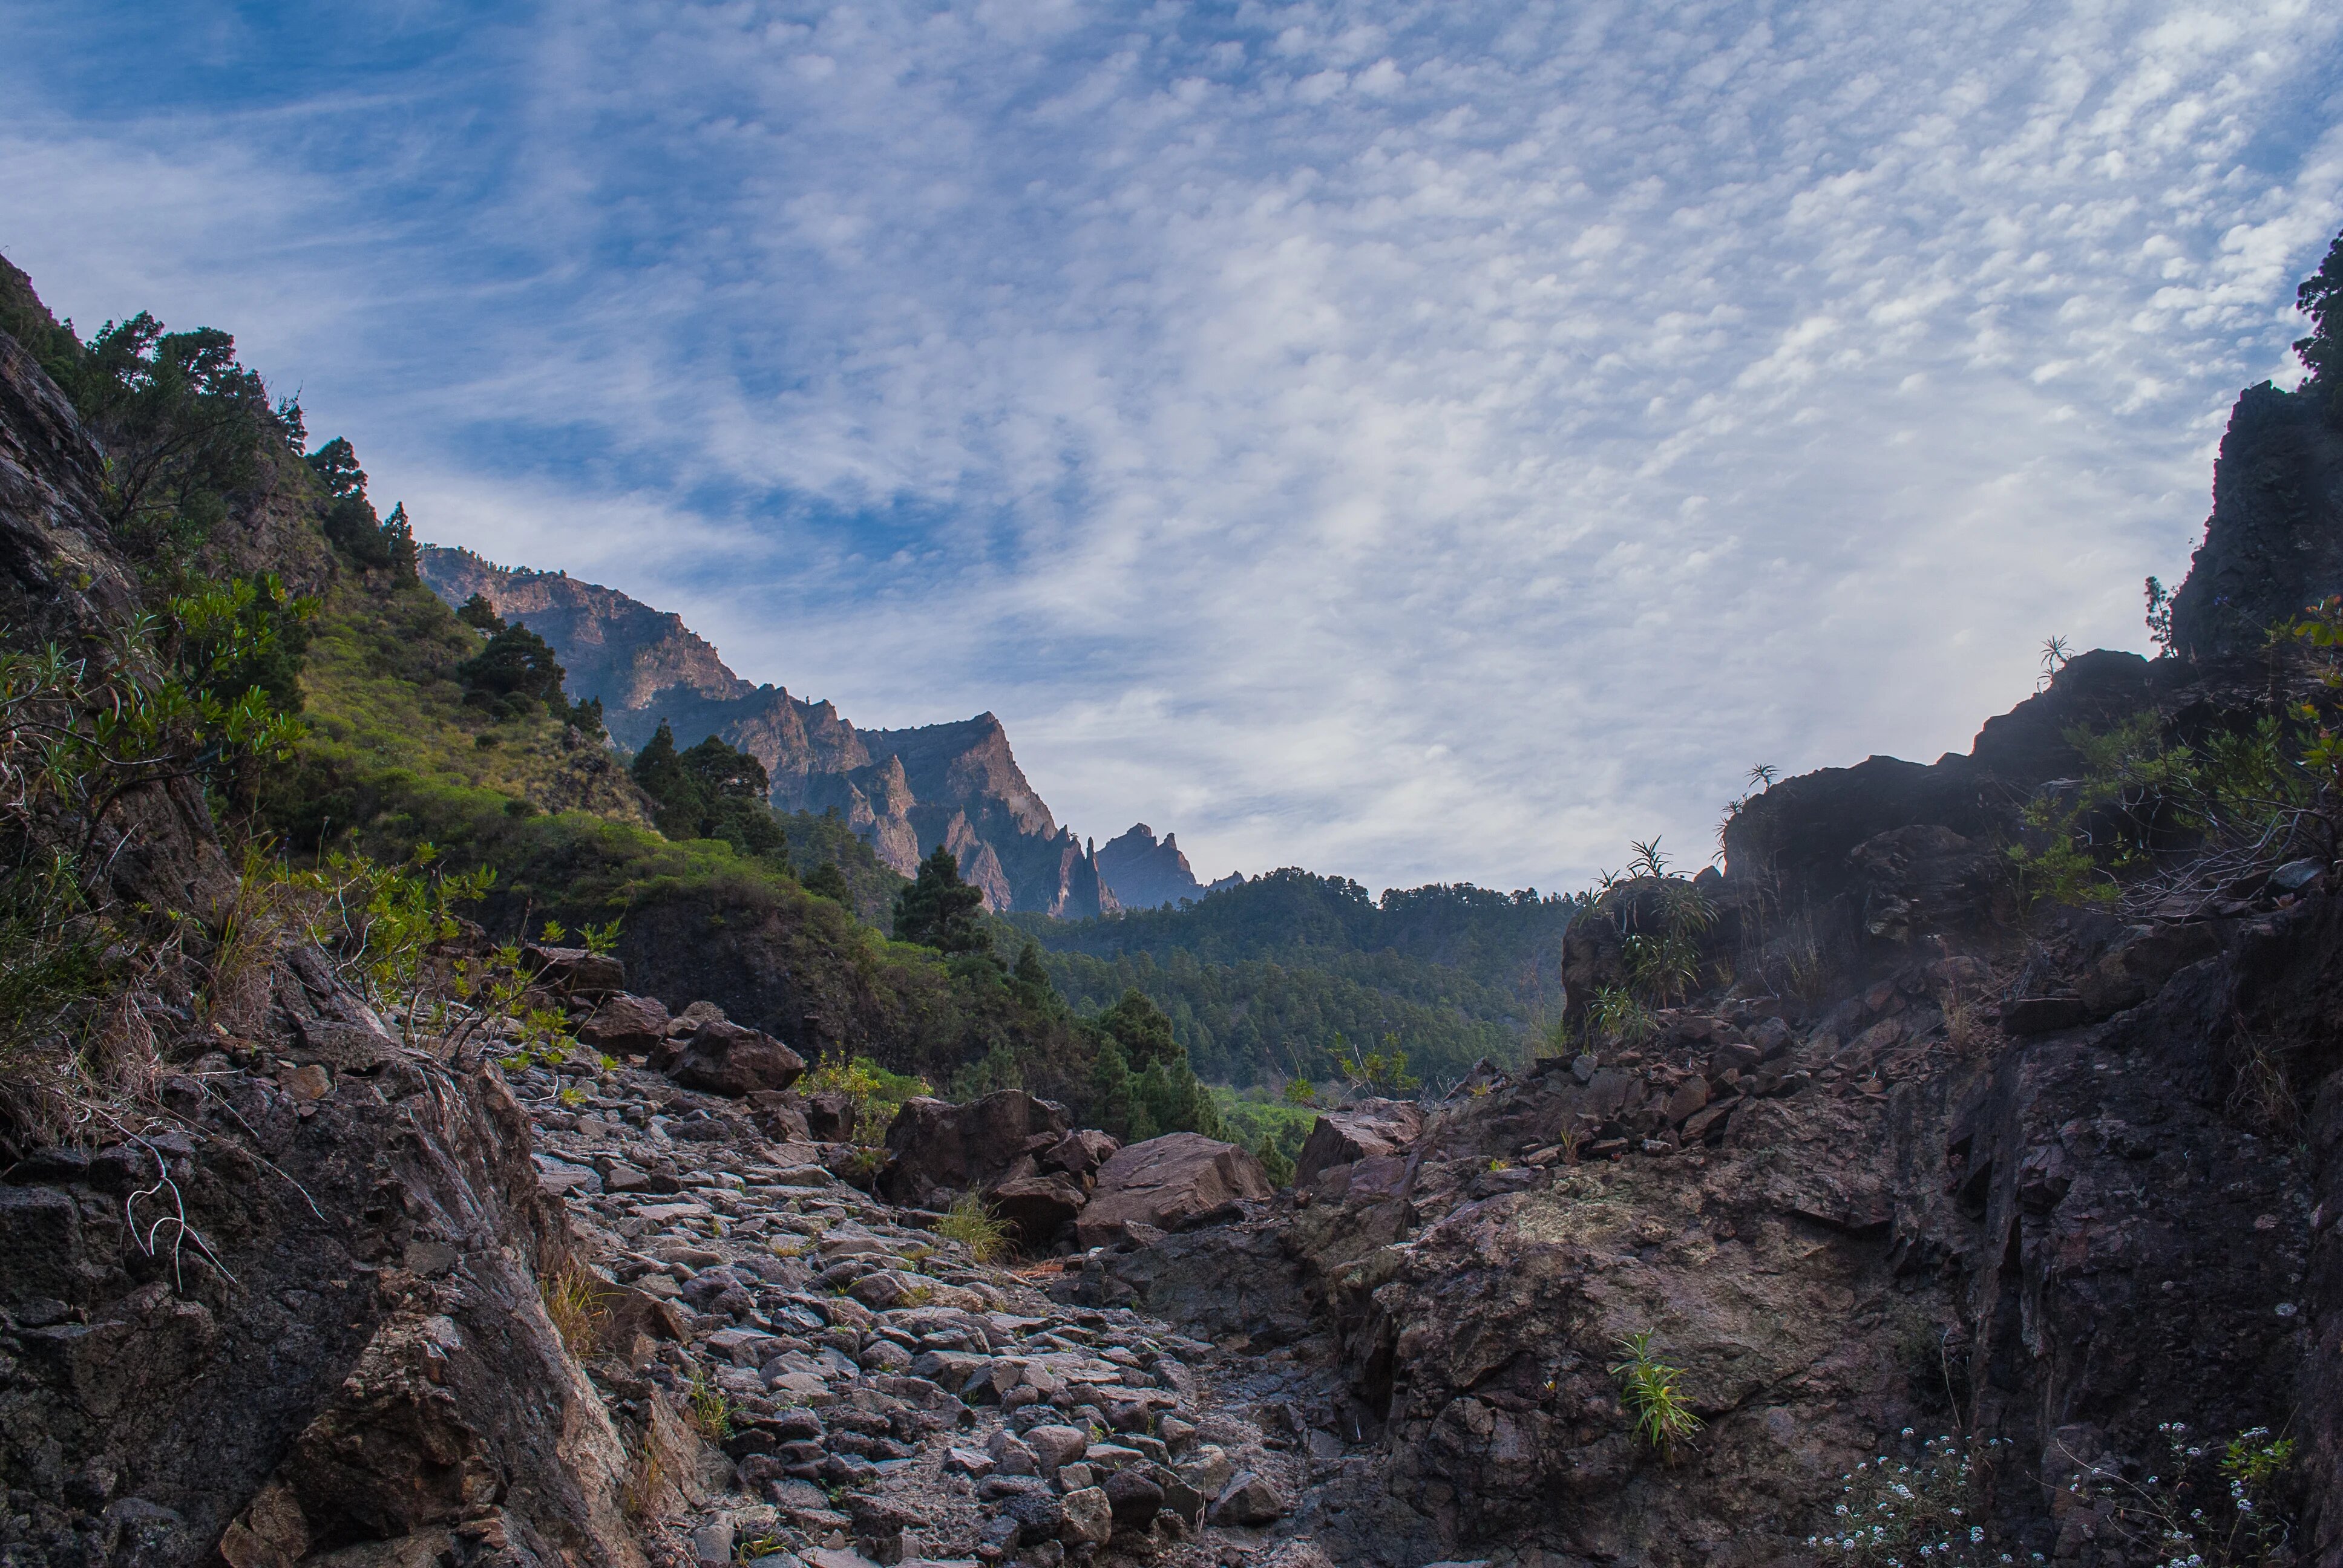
(2168, 379), (2343, 659)
(1291, 1099), (1426, 1189)
(1075, 1134), (1276, 1248)
(875, 1092), (1072, 1210)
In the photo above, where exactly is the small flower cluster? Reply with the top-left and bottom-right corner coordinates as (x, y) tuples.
(1807, 1431), (2007, 1567)
(2063, 1422), (2296, 1568)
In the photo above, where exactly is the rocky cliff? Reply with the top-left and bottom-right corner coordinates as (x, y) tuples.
(1095, 825), (1205, 910)
(2168, 380), (2343, 658)
(0, 322), (641, 1568)
(418, 549), (1117, 916)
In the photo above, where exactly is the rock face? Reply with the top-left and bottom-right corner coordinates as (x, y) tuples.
(876, 1092), (1072, 1210)
(1076, 1134), (1274, 1248)
(418, 549), (1123, 918)
(0, 299), (643, 1568)
(2168, 379), (2343, 659)
(1095, 823), (1206, 910)
(1291, 1099), (1426, 1188)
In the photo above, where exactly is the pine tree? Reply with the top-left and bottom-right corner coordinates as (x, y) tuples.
(804, 861), (853, 904)
(892, 844), (989, 953)
(2298, 226), (2343, 427)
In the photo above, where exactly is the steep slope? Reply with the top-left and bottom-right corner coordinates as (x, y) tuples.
(418, 547), (1117, 916)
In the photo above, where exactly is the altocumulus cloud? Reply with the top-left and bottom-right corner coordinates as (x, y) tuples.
(2, 0), (2341, 891)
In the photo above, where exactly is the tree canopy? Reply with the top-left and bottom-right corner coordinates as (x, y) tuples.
(628, 721), (784, 857)
(893, 843), (989, 954)
(2298, 226), (2343, 426)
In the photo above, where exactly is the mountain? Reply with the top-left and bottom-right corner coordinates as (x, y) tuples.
(418, 546), (1117, 916)
(1095, 822), (1206, 909)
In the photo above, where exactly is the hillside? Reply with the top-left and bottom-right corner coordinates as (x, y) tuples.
(1017, 868), (1578, 1087)
(419, 546), (1119, 918)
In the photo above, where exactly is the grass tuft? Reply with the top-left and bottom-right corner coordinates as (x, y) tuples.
(937, 1190), (1011, 1264)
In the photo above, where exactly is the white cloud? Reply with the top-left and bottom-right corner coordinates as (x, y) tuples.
(1, 0), (2340, 896)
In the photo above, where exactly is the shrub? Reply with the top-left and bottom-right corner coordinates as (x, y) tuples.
(2069, 1422), (2298, 1568)
(798, 1053), (931, 1143)
(1815, 1432), (1996, 1564)
(1609, 1330), (1701, 1456)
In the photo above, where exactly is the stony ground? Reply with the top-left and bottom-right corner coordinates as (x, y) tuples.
(516, 1062), (1357, 1568)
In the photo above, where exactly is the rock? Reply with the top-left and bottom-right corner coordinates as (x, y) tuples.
(2002, 995), (2089, 1035)
(1293, 1097), (1415, 1181)
(1056, 1487), (1113, 1547)
(1001, 1491), (1065, 1546)
(669, 1019), (808, 1096)
(519, 943), (626, 997)
(1292, 1099), (1426, 1187)
(1178, 1445), (1235, 1495)
(986, 1429), (1040, 1476)
(1039, 1130), (1121, 1179)
(745, 1091), (813, 1142)
(1075, 1133), (1274, 1248)
(1023, 1424), (1088, 1474)
(693, 1519), (736, 1568)
(1103, 1469), (1163, 1529)
(577, 991), (671, 1054)
(1660, 1079), (1709, 1125)
(2270, 857), (2326, 893)
(804, 1089), (857, 1143)
(1208, 1471), (1285, 1526)
(982, 1173), (1088, 1249)
(877, 1091), (1073, 1209)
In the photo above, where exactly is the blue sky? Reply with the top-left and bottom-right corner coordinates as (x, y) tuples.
(5, 1), (2342, 893)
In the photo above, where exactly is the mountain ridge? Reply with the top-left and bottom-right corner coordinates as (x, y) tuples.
(419, 545), (1122, 916)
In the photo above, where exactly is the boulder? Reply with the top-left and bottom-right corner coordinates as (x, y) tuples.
(983, 1172), (1088, 1250)
(1039, 1129), (1121, 1180)
(1208, 1471), (1285, 1526)
(804, 1089), (856, 1143)
(667, 1019), (807, 1096)
(744, 1091), (812, 1142)
(1291, 1098), (1426, 1187)
(575, 993), (670, 1056)
(518, 943), (626, 998)
(1075, 1133), (1275, 1249)
(877, 1091), (1073, 1208)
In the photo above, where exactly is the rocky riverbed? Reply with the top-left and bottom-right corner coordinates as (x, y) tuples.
(509, 1042), (1348, 1568)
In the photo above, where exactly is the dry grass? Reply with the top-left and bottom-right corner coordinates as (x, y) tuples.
(540, 1261), (609, 1356)
(620, 1439), (667, 1521)
(1940, 985), (1991, 1056)
(686, 1367), (735, 1442)
(2228, 1024), (2299, 1135)
(936, 1189), (1011, 1264)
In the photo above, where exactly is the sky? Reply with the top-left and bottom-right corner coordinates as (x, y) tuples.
(4, 1), (2342, 895)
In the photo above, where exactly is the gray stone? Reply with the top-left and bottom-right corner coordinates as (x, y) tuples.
(1056, 1486), (1113, 1547)
(1208, 1471), (1285, 1526)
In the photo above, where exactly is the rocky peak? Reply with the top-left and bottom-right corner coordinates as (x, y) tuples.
(2168, 379), (2343, 659)
(1097, 823), (1206, 910)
